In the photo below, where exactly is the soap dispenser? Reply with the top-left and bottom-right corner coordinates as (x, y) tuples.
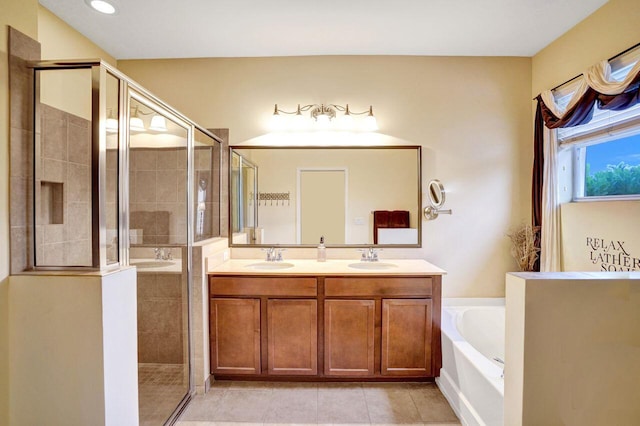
(317, 236), (326, 262)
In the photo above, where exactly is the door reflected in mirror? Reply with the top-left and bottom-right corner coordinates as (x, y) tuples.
(230, 146), (421, 247)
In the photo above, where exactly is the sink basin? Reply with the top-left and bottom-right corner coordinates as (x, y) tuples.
(348, 262), (398, 270)
(132, 260), (176, 269)
(245, 262), (295, 270)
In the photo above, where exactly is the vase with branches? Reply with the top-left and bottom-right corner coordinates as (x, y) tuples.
(507, 224), (540, 272)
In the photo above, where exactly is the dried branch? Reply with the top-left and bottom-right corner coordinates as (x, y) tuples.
(507, 224), (540, 272)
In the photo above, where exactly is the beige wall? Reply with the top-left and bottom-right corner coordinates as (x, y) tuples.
(9, 270), (139, 426)
(119, 55), (533, 297)
(505, 273), (640, 425)
(37, 6), (118, 120)
(561, 201), (640, 272)
(532, 0), (640, 96)
(1, 1), (39, 424)
(38, 5), (116, 65)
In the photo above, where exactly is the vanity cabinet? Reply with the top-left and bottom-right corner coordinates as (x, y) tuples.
(381, 298), (432, 376)
(210, 276), (317, 377)
(267, 299), (317, 375)
(210, 298), (261, 375)
(324, 299), (375, 376)
(209, 272), (441, 380)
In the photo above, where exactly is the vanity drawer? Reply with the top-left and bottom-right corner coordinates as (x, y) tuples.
(324, 277), (432, 297)
(210, 276), (317, 297)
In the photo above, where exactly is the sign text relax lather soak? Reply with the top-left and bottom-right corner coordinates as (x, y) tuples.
(587, 237), (640, 271)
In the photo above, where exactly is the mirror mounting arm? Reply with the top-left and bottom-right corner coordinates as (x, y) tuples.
(423, 206), (452, 221)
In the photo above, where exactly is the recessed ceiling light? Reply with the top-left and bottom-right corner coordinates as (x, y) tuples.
(85, 0), (117, 15)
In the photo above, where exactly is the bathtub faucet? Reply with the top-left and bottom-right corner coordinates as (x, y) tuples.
(493, 357), (505, 379)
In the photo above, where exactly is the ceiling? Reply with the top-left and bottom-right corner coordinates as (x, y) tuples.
(39, 0), (608, 60)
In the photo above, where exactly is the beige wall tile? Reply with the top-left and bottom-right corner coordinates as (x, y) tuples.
(10, 128), (33, 178)
(156, 170), (178, 203)
(66, 163), (90, 202)
(9, 176), (28, 228)
(133, 149), (157, 171)
(157, 149), (177, 170)
(42, 158), (66, 182)
(135, 171), (157, 202)
(67, 120), (90, 165)
(42, 106), (67, 161)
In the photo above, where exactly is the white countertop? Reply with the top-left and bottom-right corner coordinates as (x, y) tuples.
(208, 258), (446, 276)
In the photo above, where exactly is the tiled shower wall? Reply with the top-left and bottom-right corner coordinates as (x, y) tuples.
(137, 271), (185, 364)
(129, 146), (218, 245)
(130, 148), (188, 245)
(9, 27), (40, 273)
(10, 28), (92, 269)
(35, 103), (92, 266)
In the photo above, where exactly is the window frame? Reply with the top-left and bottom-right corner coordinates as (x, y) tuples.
(571, 131), (640, 202)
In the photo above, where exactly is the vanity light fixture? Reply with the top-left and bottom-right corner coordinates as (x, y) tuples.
(85, 0), (118, 15)
(129, 106), (145, 132)
(149, 115), (168, 132)
(272, 103), (378, 131)
(105, 108), (118, 133)
(128, 105), (168, 132)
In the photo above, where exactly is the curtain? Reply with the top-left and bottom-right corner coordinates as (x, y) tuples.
(540, 127), (561, 272)
(532, 47), (640, 271)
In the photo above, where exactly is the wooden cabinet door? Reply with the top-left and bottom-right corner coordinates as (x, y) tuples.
(210, 298), (261, 375)
(381, 298), (432, 376)
(324, 299), (375, 376)
(267, 299), (318, 375)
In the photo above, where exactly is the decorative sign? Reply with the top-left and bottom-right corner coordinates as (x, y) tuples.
(561, 201), (640, 272)
(586, 237), (640, 272)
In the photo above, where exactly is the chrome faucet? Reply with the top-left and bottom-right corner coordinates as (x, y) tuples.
(358, 247), (381, 262)
(262, 247), (285, 262)
(154, 247), (173, 261)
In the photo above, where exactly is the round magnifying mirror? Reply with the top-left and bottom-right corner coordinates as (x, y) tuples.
(428, 179), (446, 209)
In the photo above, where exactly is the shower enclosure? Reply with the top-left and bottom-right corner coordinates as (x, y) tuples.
(31, 60), (221, 426)
(230, 151), (257, 243)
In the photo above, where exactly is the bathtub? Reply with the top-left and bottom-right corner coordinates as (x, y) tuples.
(436, 298), (505, 426)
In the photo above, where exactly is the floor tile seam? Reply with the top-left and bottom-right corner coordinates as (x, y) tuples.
(407, 391), (440, 424)
(360, 384), (374, 424)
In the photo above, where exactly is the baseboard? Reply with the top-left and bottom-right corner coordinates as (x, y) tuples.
(436, 369), (486, 426)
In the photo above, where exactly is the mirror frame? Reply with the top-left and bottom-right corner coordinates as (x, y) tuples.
(228, 145), (422, 248)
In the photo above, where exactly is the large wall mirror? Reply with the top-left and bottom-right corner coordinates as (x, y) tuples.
(229, 146), (421, 247)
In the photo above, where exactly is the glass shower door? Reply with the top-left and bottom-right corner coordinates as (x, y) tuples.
(127, 93), (192, 426)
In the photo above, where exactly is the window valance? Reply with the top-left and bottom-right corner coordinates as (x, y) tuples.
(535, 45), (640, 129)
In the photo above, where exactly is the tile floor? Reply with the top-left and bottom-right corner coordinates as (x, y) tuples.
(139, 363), (189, 426)
(176, 381), (461, 425)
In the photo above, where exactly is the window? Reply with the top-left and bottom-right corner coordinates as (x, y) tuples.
(554, 47), (640, 201)
(575, 133), (640, 198)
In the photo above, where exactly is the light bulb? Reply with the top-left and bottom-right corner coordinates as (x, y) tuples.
(292, 113), (306, 130)
(149, 115), (167, 132)
(338, 113), (354, 130)
(106, 117), (118, 133)
(270, 112), (284, 131)
(130, 116), (145, 132)
(362, 106), (378, 131)
(315, 113), (331, 129)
